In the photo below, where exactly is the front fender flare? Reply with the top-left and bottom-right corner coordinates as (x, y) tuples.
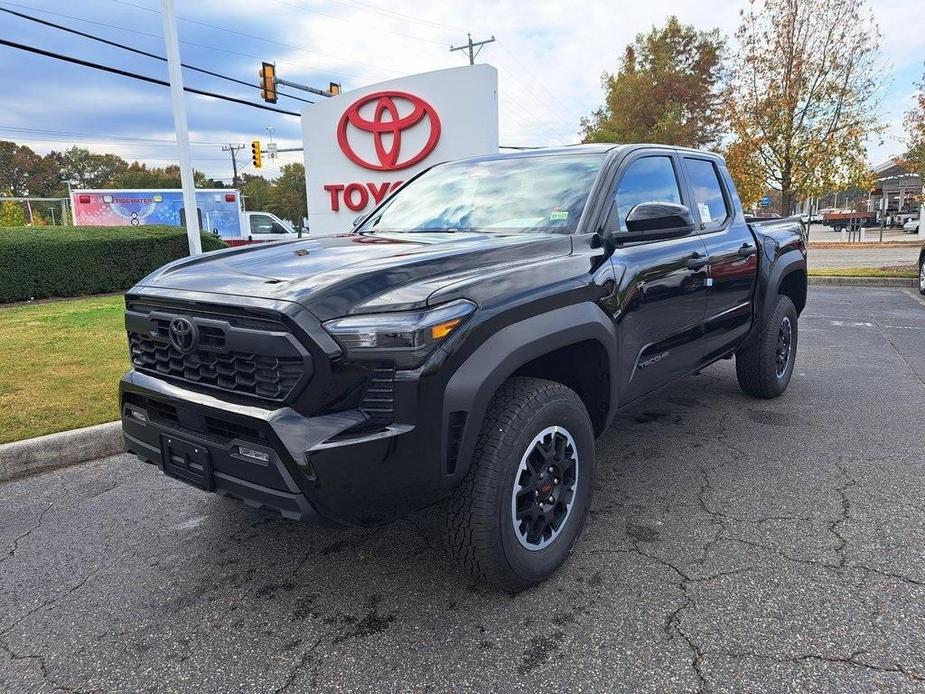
(441, 302), (618, 480)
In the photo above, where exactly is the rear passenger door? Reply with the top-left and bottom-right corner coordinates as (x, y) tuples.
(681, 156), (758, 361)
(604, 150), (710, 405)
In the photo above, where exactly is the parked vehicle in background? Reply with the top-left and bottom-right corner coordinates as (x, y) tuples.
(71, 189), (297, 245)
(821, 210), (876, 233)
(119, 144), (807, 591)
(242, 211), (296, 242)
(903, 218), (920, 234)
(918, 242), (925, 295)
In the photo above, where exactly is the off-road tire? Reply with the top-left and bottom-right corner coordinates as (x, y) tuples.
(735, 295), (798, 398)
(918, 256), (925, 295)
(444, 377), (595, 592)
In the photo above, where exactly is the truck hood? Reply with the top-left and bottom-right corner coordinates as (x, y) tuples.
(136, 231), (573, 320)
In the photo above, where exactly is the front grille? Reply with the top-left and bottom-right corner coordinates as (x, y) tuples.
(129, 334), (303, 400)
(126, 301), (311, 403)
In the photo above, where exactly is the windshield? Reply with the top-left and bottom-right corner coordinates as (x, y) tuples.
(358, 153), (604, 235)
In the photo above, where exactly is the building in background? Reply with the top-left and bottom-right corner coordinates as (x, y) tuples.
(868, 158), (923, 226)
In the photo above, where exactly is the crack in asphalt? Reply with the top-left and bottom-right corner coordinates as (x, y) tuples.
(867, 310), (925, 389)
(0, 501), (54, 566)
(712, 457), (923, 589)
(720, 535), (924, 587)
(0, 569), (97, 693)
(274, 634), (325, 693)
(613, 412), (923, 692)
(627, 540), (708, 693)
(714, 648), (925, 683)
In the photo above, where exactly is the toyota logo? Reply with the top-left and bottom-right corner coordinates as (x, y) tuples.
(168, 317), (198, 353)
(337, 90), (441, 171)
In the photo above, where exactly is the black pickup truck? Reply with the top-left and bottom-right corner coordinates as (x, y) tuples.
(120, 144), (806, 590)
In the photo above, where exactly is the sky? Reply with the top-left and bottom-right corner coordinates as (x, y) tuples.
(0, 0), (922, 184)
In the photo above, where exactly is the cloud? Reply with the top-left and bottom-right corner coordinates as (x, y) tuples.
(4, 0), (922, 177)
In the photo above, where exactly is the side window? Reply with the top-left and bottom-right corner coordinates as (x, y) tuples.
(249, 214), (273, 234)
(684, 158), (729, 229)
(270, 221), (289, 234)
(611, 156), (682, 232)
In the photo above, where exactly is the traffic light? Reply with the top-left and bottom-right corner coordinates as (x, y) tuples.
(251, 140), (262, 169)
(259, 62), (277, 103)
(329, 82), (341, 96)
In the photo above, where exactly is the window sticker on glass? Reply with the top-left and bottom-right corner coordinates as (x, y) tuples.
(549, 209), (569, 221)
(698, 202), (712, 223)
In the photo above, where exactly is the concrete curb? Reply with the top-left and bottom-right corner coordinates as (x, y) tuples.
(0, 422), (123, 483)
(808, 276), (916, 288)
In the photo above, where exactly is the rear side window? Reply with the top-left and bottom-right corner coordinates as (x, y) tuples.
(612, 156), (682, 232)
(684, 158), (729, 229)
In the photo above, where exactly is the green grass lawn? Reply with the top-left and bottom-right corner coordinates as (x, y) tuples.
(808, 265), (917, 278)
(0, 294), (128, 444)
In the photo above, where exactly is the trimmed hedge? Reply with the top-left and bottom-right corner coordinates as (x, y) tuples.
(0, 225), (227, 303)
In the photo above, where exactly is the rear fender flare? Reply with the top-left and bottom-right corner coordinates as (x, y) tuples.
(744, 248), (806, 347)
(441, 303), (618, 481)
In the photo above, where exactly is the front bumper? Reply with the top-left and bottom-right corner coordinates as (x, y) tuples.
(120, 369), (443, 527)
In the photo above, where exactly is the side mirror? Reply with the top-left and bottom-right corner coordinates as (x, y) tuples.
(625, 202), (695, 236)
(603, 201), (696, 245)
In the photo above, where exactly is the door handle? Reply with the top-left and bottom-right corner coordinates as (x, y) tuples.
(737, 243), (757, 258)
(686, 252), (709, 270)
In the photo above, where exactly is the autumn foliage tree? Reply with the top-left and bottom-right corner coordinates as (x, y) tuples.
(581, 16), (725, 148)
(725, 0), (882, 215)
(903, 64), (925, 195)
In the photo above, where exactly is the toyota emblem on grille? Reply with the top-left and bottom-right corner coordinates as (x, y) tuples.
(168, 317), (198, 352)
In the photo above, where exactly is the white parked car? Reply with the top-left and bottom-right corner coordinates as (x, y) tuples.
(903, 218), (920, 234)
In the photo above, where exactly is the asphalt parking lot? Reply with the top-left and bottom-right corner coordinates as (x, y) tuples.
(2, 286), (924, 693)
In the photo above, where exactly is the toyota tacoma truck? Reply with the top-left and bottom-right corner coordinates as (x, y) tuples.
(120, 144), (807, 591)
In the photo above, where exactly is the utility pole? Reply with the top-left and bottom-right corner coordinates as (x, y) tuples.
(450, 33), (495, 65)
(161, 0), (201, 255)
(222, 144), (244, 187)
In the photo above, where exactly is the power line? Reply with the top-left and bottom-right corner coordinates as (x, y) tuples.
(0, 1), (366, 83)
(0, 125), (245, 147)
(325, 0), (477, 34)
(18, 0), (570, 139)
(0, 38), (301, 116)
(268, 0), (446, 46)
(108, 0), (400, 76)
(0, 6), (315, 105)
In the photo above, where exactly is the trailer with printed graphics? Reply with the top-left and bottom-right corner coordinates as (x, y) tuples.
(70, 189), (296, 243)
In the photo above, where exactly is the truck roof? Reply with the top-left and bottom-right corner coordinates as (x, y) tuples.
(448, 143), (724, 165)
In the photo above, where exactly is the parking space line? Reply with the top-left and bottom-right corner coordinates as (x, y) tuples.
(901, 288), (925, 309)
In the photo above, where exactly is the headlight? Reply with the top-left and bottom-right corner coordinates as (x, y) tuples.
(322, 299), (476, 368)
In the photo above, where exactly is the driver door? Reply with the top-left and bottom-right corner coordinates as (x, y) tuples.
(604, 150), (709, 405)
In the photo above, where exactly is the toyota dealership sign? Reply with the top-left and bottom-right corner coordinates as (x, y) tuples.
(301, 65), (498, 235)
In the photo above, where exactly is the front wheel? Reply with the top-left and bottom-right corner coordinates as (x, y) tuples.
(444, 377), (595, 592)
(735, 295), (798, 398)
(918, 257), (925, 296)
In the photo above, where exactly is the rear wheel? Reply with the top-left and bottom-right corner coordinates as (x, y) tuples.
(736, 295), (798, 398)
(918, 257), (925, 295)
(444, 377), (595, 592)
